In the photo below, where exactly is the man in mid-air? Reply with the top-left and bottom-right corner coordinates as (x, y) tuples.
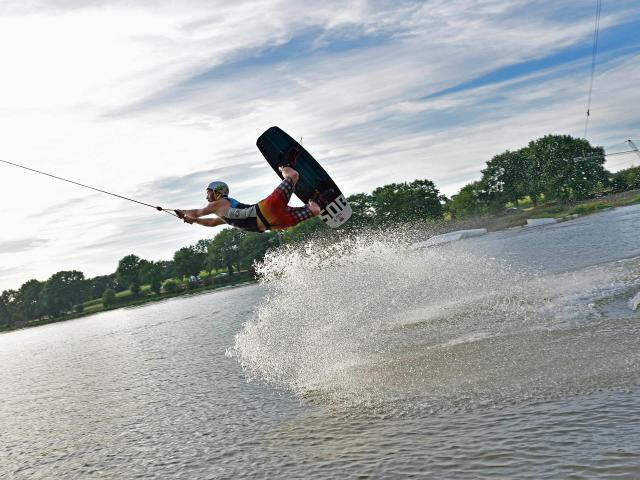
(175, 153), (320, 233)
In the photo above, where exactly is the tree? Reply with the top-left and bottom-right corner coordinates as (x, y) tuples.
(371, 179), (443, 223)
(194, 239), (212, 256)
(446, 181), (488, 219)
(89, 274), (117, 300)
(343, 192), (376, 229)
(156, 260), (174, 279)
(207, 228), (246, 274)
(481, 150), (531, 209)
(139, 261), (163, 295)
(162, 279), (179, 294)
(14, 279), (44, 322)
(39, 270), (89, 317)
(528, 135), (607, 202)
(0, 290), (16, 327)
(611, 165), (640, 192)
(102, 288), (116, 308)
(129, 282), (141, 296)
(173, 246), (206, 278)
(116, 254), (142, 292)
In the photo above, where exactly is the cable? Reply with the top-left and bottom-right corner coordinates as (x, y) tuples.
(606, 149), (639, 157)
(0, 158), (177, 217)
(584, 0), (602, 138)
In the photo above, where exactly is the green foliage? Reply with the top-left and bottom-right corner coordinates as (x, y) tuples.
(611, 165), (640, 192)
(150, 277), (162, 295)
(477, 135), (608, 209)
(155, 260), (175, 279)
(129, 282), (141, 296)
(445, 181), (488, 219)
(102, 288), (116, 308)
(89, 274), (117, 300)
(39, 270), (89, 318)
(371, 179), (443, 223)
(116, 254), (141, 292)
(162, 279), (179, 294)
(0, 281), (45, 325)
(206, 228), (246, 274)
(173, 245), (206, 278)
(333, 179), (444, 230)
(345, 192), (376, 228)
(193, 239), (212, 255)
(14, 279), (44, 322)
(481, 149), (532, 207)
(0, 290), (15, 327)
(139, 261), (163, 295)
(527, 135), (607, 203)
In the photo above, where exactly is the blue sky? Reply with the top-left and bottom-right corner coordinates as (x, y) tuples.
(0, 0), (639, 290)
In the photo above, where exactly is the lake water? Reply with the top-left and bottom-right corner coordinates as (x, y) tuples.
(1, 204), (640, 479)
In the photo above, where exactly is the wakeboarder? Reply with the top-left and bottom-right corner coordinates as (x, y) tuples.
(175, 153), (321, 232)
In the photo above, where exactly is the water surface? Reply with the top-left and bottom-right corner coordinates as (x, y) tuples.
(2, 205), (640, 478)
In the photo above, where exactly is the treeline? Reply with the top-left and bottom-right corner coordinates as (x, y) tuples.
(446, 134), (639, 218)
(0, 229), (281, 328)
(2, 133), (638, 329)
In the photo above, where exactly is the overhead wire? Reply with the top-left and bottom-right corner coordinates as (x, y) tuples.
(583, 0), (602, 138)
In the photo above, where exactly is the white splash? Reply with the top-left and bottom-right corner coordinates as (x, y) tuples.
(228, 231), (640, 409)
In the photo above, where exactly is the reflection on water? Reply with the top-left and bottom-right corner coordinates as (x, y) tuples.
(2, 204), (640, 478)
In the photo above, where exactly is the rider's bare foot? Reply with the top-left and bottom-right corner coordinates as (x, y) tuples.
(280, 166), (299, 184)
(308, 200), (321, 216)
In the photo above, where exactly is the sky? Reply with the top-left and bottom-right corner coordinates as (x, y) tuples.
(0, 0), (639, 291)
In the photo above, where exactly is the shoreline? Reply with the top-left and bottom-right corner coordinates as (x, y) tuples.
(0, 278), (257, 335)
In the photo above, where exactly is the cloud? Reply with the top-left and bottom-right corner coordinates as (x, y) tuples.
(0, 237), (48, 254)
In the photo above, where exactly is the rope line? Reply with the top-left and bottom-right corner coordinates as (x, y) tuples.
(584, 0), (602, 138)
(0, 158), (177, 217)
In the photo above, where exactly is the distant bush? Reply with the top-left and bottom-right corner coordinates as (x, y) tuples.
(129, 282), (141, 297)
(611, 166), (640, 192)
(74, 303), (84, 313)
(162, 279), (179, 294)
(102, 288), (116, 308)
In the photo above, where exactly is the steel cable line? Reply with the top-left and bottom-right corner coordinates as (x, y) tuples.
(0, 158), (177, 217)
(584, 0), (602, 138)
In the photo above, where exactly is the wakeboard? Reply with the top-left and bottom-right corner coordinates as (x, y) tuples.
(256, 126), (352, 228)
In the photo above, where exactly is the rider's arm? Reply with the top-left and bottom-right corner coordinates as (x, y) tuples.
(177, 201), (219, 218)
(192, 217), (225, 227)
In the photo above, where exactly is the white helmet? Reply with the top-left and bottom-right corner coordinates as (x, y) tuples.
(207, 181), (229, 196)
